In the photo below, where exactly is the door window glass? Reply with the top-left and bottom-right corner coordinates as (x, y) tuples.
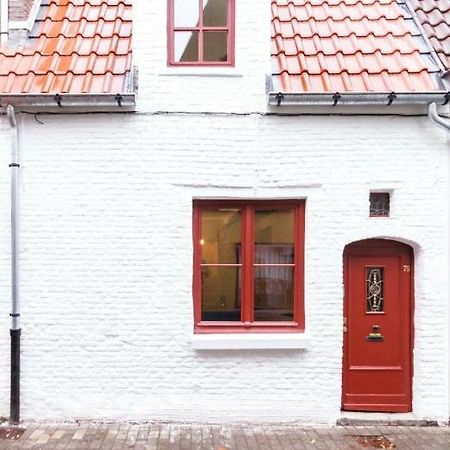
(366, 267), (384, 312)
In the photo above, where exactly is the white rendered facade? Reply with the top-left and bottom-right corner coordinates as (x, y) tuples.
(0, 0), (448, 424)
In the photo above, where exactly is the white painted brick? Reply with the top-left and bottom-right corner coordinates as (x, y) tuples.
(0, 112), (447, 424)
(133, 0), (271, 113)
(0, 0), (448, 424)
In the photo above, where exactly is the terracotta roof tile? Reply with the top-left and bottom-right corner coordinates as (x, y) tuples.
(271, 0), (443, 92)
(0, 0), (132, 94)
(408, 0), (450, 70)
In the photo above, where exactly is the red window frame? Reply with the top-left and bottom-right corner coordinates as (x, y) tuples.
(193, 200), (305, 333)
(167, 0), (235, 66)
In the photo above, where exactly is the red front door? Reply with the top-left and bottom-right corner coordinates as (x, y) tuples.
(342, 239), (413, 412)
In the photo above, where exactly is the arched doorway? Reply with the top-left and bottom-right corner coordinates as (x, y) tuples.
(342, 239), (414, 412)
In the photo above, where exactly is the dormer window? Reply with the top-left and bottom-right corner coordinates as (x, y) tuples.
(168, 0), (235, 66)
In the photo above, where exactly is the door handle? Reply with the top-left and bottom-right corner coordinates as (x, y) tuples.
(343, 316), (347, 333)
(366, 324), (384, 341)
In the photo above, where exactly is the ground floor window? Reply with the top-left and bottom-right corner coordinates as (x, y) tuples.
(193, 199), (305, 333)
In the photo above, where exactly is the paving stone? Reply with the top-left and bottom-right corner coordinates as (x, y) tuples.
(1, 422), (450, 449)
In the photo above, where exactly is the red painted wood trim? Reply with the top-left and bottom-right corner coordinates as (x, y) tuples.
(192, 203), (202, 326)
(167, 0), (174, 66)
(296, 203), (306, 330)
(167, 0), (235, 66)
(243, 205), (253, 323)
(342, 239), (413, 412)
(193, 199), (306, 333)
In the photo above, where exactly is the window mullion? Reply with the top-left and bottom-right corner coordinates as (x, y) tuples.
(242, 206), (254, 324)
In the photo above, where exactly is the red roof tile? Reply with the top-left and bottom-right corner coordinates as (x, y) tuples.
(408, 0), (450, 72)
(0, 0), (132, 94)
(271, 0), (443, 93)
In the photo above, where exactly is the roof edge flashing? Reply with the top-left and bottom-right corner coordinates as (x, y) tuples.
(0, 93), (136, 112)
(268, 92), (450, 107)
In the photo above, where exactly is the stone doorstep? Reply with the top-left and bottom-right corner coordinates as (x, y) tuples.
(337, 418), (442, 427)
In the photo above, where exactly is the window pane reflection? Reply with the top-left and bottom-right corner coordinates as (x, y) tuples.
(203, 0), (228, 26)
(202, 266), (241, 321)
(255, 244), (294, 265)
(204, 31), (228, 62)
(201, 209), (241, 264)
(254, 266), (293, 321)
(174, 31), (199, 62)
(255, 209), (294, 245)
(174, 0), (199, 27)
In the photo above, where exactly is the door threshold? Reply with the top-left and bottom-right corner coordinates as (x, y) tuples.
(338, 411), (439, 427)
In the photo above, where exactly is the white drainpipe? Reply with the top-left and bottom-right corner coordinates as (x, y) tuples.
(428, 103), (450, 132)
(6, 105), (20, 424)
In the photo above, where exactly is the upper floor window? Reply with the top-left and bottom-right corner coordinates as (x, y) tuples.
(193, 200), (305, 333)
(168, 0), (235, 66)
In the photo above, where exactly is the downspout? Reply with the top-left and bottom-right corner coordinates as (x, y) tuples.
(428, 102), (450, 132)
(6, 105), (20, 424)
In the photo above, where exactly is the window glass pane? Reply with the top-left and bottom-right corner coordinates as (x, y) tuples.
(174, 31), (199, 62)
(203, 0), (228, 26)
(255, 209), (294, 244)
(201, 266), (241, 321)
(174, 0), (199, 27)
(255, 244), (294, 265)
(369, 192), (390, 217)
(366, 267), (384, 312)
(200, 209), (241, 264)
(254, 266), (293, 321)
(203, 31), (228, 62)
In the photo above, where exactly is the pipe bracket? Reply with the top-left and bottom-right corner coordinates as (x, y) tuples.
(54, 93), (62, 107)
(276, 92), (284, 106)
(115, 94), (123, 107)
(332, 92), (341, 106)
(387, 92), (397, 106)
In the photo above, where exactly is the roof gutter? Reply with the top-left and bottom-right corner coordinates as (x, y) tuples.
(269, 92), (450, 107)
(0, 93), (136, 111)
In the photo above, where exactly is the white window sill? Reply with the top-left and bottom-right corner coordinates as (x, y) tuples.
(192, 333), (310, 350)
(158, 67), (244, 78)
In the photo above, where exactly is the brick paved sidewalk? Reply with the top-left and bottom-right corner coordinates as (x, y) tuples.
(0, 422), (449, 450)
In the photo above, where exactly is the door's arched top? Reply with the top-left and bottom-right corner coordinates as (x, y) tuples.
(344, 239), (413, 256)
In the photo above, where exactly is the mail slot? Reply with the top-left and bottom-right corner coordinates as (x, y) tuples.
(366, 324), (384, 341)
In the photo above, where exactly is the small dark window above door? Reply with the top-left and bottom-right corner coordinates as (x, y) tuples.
(369, 193), (390, 217)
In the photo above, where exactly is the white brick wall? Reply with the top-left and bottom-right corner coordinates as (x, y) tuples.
(0, 111), (448, 423)
(133, 0), (272, 113)
(0, 0), (448, 424)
